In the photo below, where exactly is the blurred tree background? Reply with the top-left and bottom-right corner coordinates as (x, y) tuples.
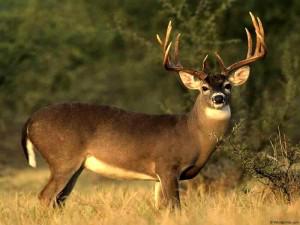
(0, 0), (299, 180)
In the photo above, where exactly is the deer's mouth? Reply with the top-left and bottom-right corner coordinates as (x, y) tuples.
(212, 102), (226, 109)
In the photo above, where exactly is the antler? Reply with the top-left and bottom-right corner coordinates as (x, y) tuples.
(156, 21), (208, 80)
(215, 12), (267, 75)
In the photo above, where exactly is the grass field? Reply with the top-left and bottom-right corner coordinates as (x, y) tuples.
(0, 168), (299, 225)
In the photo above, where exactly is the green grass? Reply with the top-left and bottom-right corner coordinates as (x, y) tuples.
(0, 168), (299, 225)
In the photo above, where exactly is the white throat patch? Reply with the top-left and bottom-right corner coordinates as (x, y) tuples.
(204, 105), (231, 120)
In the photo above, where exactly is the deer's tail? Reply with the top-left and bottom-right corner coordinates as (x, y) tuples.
(21, 120), (37, 168)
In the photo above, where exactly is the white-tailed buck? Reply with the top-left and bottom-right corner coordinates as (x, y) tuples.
(21, 12), (266, 209)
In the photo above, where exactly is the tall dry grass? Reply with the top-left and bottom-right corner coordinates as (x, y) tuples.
(0, 168), (299, 225)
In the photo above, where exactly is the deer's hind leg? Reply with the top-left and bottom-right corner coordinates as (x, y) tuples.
(55, 164), (84, 206)
(39, 161), (83, 207)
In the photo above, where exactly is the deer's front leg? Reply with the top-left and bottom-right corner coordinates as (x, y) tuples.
(154, 181), (163, 209)
(155, 172), (180, 210)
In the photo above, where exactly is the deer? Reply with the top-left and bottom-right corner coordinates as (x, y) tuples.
(21, 12), (266, 209)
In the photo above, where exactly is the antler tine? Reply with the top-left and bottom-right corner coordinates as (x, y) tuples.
(217, 12), (267, 75)
(257, 16), (267, 52)
(249, 12), (261, 56)
(245, 28), (252, 58)
(156, 21), (208, 80)
(202, 54), (209, 72)
(214, 52), (227, 74)
(163, 42), (172, 66)
(257, 17), (264, 36)
(156, 34), (163, 46)
(164, 21), (172, 51)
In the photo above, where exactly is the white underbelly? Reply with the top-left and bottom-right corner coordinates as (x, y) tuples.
(84, 156), (155, 180)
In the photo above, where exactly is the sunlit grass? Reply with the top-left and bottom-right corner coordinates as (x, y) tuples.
(0, 168), (299, 225)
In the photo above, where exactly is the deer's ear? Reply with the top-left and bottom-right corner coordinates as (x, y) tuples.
(179, 71), (202, 90)
(228, 66), (250, 86)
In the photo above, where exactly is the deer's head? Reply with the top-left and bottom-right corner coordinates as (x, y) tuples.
(157, 12), (266, 110)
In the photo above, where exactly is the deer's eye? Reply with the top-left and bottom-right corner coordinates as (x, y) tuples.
(202, 86), (209, 92)
(224, 83), (232, 90)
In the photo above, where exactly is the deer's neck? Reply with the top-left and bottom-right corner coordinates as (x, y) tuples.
(187, 96), (231, 166)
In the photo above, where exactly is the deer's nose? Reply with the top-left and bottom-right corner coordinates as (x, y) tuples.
(212, 95), (225, 104)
